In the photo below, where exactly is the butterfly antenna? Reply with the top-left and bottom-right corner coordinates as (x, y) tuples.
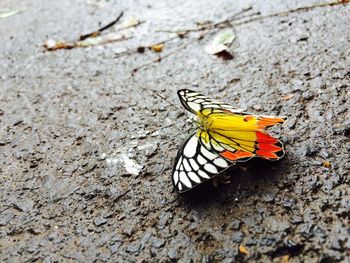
(146, 93), (182, 134)
(155, 92), (182, 112)
(155, 92), (198, 133)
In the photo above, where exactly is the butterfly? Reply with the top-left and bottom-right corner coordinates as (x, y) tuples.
(172, 89), (286, 193)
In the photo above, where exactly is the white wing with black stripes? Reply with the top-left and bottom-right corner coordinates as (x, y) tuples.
(172, 133), (235, 193)
(177, 89), (244, 114)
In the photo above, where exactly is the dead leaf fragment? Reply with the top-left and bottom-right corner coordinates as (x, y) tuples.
(322, 161), (331, 168)
(44, 32), (129, 51)
(205, 30), (235, 55)
(0, 9), (25, 18)
(281, 94), (295, 100)
(122, 16), (139, 29)
(216, 50), (234, 60)
(239, 244), (249, 255)
(151, 44), (164, 52)
(196, 20), (211, 27)
(78, 32), (128, 47)
(43, 39), (73, 51)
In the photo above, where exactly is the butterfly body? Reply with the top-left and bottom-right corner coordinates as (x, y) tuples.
(173, 89), (286, 193)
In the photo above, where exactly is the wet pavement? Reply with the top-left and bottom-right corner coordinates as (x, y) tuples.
(0, 0), (349, 262)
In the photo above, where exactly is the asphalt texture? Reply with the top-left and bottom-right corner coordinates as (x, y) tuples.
(0, 0), (349, 262)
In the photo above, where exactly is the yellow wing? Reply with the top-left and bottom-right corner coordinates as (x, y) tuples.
(198, 108), (286, 161)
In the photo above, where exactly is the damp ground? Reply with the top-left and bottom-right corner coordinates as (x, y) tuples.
(0, 0), (349, 262)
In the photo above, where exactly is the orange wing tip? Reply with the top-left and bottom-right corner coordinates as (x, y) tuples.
(221, 150), (254, 161)
(256, 132), (278, 143)
(256, 150), (279, 159)
(258, 116), (286, 128)
(257, 143), (282, 152)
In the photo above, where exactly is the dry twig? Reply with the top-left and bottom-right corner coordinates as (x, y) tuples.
(79, 11), (124, 40)
(131, 43), (191, 74)
(131, 0), (349, 74)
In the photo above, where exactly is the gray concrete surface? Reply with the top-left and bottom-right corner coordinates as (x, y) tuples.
(0, 0), (349, 262)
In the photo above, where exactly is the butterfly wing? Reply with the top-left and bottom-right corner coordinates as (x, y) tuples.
(172, 133), (235, 193)
(174, 89), (286, 193)
(200, 129), (285, 162)
(177, 89), (286, 162)
(177, 89), (244, 114)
